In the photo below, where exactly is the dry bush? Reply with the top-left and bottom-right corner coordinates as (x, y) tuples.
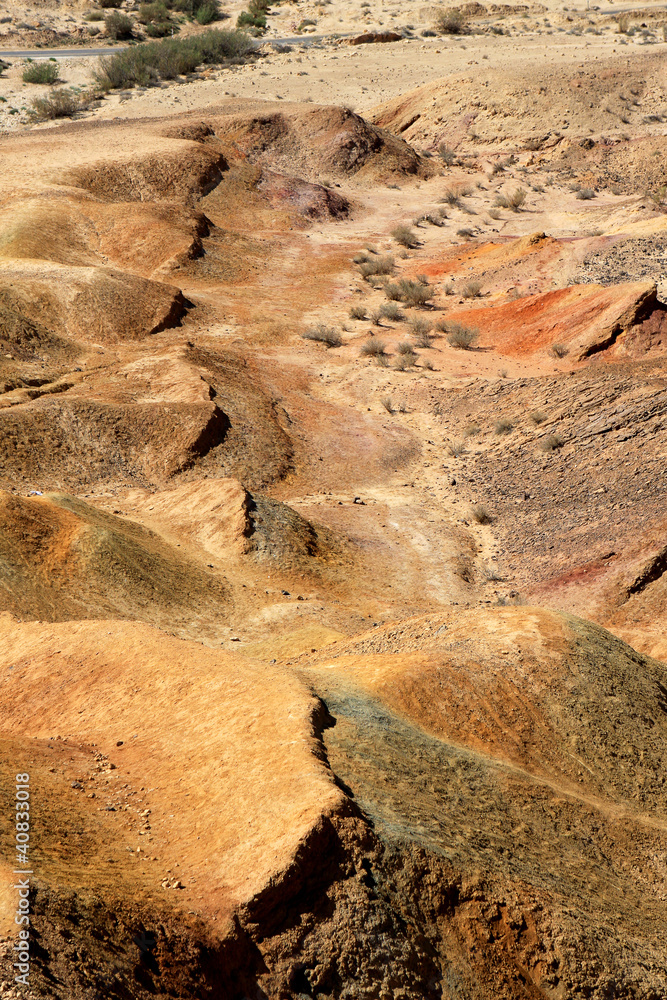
(438, 142), (456, 164)
(380, 303), (404, 322)
(360, 338), (386, 357)
(393, 353), (416, 370)
(105, 11), (134, 37)
(359, 255), (394, 279)
(463, 423), (480, 438)
(457, 228), (474, 239)
(471, 503), (492, 524)
(301, 324), (342, 348)
(529, 409), (547, 425)
(446, 324), (478, 349)
(436, 8), (466, 33)
(488, 208), (502, 220)
(376, 353), (390, 368)
(349, 305), (367, 320)
(397, 341), (417, 357)
(22, 60), (59, 84)
(381, 396), (394, 413)
(494, 187), (526, 211)
(391, 224), (418, 248)
(550, 342), (569, 358)
(441, 188), (461, 206)
(494, 417), (514, 435)
(384, 283), (403, 302)
(398, 279), (434, 307)
(540, 433), (564, 452)
(462, 279), (482, 298)
(447, 439), (466, 457)
(576, 188), (595, 200)
(29, 88), (86, 120)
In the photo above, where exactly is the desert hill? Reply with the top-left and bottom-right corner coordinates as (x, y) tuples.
(1, 9), (667, 999)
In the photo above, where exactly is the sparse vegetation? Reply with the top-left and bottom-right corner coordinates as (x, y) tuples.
(438, 142), (456, 165)
(95, 29), (255, 89)
(540, 433), (564, 452)
(494, 187), (527, 211)
(471, 503), (492, 524)
(349, 306), (367, 321)
(435, 8), (466, 34)
(457, 228), (475, 239)
(22, 61), (59, 84)
(358, 255), (394, 279)
(576, 188), (595, 200)
(494, 417), (514, 435)
(462, 279), (482, 298)
(105, 11), (135, 38)
(441, 188), (461, 206)
(529, 409), (547, 425)
(29, 89), (87, 120)
(301, 324), (342, 348)
(391, 224), (418, 248)
(397, 341), (417, 357)
(446, 324), (478, 350)
(381, 396), (394, 413)
(397, 279), (434, 307)
(380, 302), (404, 321)
(550, 342), (569, 358)
(238, 0), (269, 31)
(360, 338), (386, 357)
(488, 208), (502, 220)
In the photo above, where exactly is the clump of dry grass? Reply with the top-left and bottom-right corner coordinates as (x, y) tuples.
(358, 254), (395, 279)
(446, 323), (478, 349)
(349, 305), (367, 321)
(550, 342), (569, 358)
(435, 8), (467, 33)
(529, 409), (547, 425)
(301, 324), (342, 348)
(380, 302), (404, 321)
(471, 503), (492, 524)
(540, 433), (564, 452)
(494, 417), (514, 435)
(29, 88), (88, 120)
(494, 187), (526, 211)
(461, 279), (482, 298)
(360, 338), (387, 357)
(391, 224), (418, 248)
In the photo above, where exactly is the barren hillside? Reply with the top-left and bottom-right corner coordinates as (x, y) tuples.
(0, 4), (666, 997)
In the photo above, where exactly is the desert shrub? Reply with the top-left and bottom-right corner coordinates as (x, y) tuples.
(616, 13), (630, 32)
(576, 188), (595, 200)
(105, 11), (135, 37)
(359, 254), (394, 279)
(397, 341), (417, 356)
(463, 423), (480, 437)
(384, 282), (403, 301)
(441, 187), (461, 206)
(446, 324), (478, 349)
(457, 228), (474, 238)
(471, 503), (492, 524)
(488, 208), (502, 220)
(22, 61), (59, 84)
(95, 29), (254, 88)
(29, 88), (85, 119)
(379, 302), (404, 321)
(436, 8), (466, 33)
(409, 317), (432, 336)
(494, 187), (526, 211)
(447, 439), (466, 457)
(393, 354), (415, 370)
(360, 338), (386, 356)
(376, 353), (390, 367)
(195, 0), (219, 21)
(494, 417), (514, 435)
(391, 224), (417, 248)
(529, 409), (547, 424)
(238, 9), (266, 29)
(398, 279), (433, 307)
(438, 142), (456, 164)
(301, 324), (342, 348)
(550, 342), (569, 358)
(86, 9), (105, 19)
(370, 310), (383, 326)
(462, 280), (482, 299)
(540, 433), (564, 452)
(349, 305), (367, 320)
(99, 0), (123, 7)
(381, 396), (394, 413)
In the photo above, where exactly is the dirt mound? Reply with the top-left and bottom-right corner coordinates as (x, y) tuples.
(0, 261), (186, 346)
(68, 145), (228, 203)
(301, 606), (667, 999)
(370, 52), (666, 151)
(444, 279), (660, 359)
(0, 493), (231, 637)
(256, 169), (349, 219)
(209, 103), (429, 182)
